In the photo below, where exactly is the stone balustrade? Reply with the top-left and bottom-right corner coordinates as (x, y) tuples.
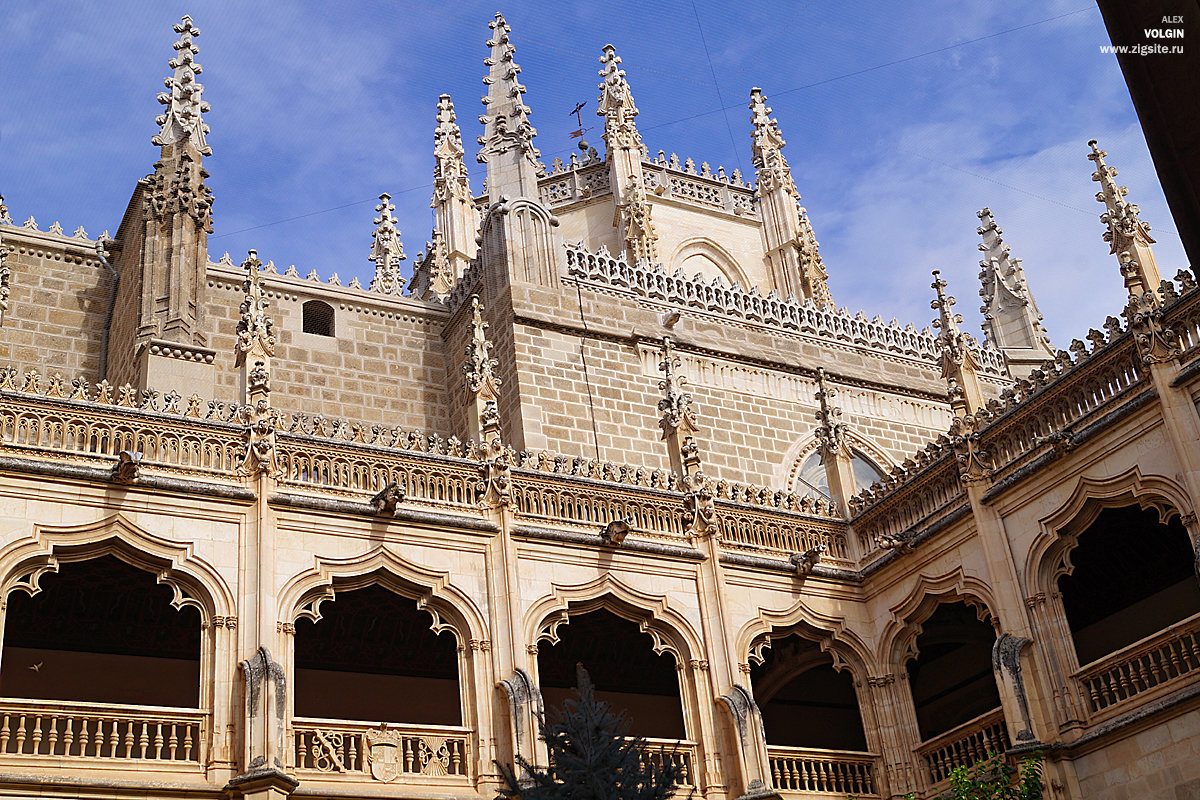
(0, 699), (204, 763)
(1074, 611), (1200, 721)
(565, 244), (1008, 376)
(916, 707), (1009, 786)
(291, 718), (471, 780)
(767, 745), (879, 796)
(639, 737), (698, 787)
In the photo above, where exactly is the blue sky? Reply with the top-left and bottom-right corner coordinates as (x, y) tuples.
(0, 1), (1187, 346)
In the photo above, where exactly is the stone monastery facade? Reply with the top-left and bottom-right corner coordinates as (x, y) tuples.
(0, 12), (1198, 800)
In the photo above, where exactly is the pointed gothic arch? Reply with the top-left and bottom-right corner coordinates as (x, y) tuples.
(278, 545), (487, 644)
(735, 599), (873, 680)
(879, 568), (997, 669)
(524, 573), (703, 664)
(0, 514), (235, 626)
(780, 430), (894, 497)
(669, 237), (750, 287)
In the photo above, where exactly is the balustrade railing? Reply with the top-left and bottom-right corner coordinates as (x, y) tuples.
(0, 385), (244, 481)
(917, 707), (1009, 786)
(274, 433), (479, 510)
(768, 745), (878, 796)
(0, 699), (204, 764)
(1074, 612), (1200, 719)
(511, 470), (688, 541)
(639, 738), (698, 787)
(292, 718), (471, 780)
(718, 501), (850, 563)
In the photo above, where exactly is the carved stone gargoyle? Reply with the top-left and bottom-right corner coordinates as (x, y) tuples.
(600, 516), (634, 545)
(371, 481), (406, 516)
(112, 450), (143, 484)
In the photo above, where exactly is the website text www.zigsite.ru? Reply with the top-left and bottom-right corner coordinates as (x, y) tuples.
(1100, 17), (1185, 56)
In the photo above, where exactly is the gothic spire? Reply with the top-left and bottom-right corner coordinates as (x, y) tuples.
(152, 15), (211, 156)
(976, 208), (1054, 377)
(1088, 139), (1161, 291)
(931, 270), (984, 415)
(368, 193), (406, 295)
(748, 88), (833, 307)
(429, 94), (477, 289)
(478, 12), (541, 202)
(598, 44), (656, 265)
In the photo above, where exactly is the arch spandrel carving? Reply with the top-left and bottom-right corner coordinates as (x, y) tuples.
(0, 513), (234, 625)
(277, 545), (487, 645)
(878, 567), (997, 669)
(524, 573), (703, 665)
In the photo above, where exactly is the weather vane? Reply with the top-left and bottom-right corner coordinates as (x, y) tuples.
(569, 101), (590, 138)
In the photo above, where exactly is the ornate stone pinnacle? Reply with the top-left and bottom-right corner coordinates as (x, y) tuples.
(597, 44), (640, 145)
(976, 207), (1053, 358)
(1088, 139), (1154, 255)
(931, 269), (964, 340)
(749, 88), (787, 166)
(234, 249), (275, 367)
(152, 15), (212, 155)
(813, 368), (846, 456)
(463, 294), (501, 399)
(368, 193), (406, 295)
(0, 195), (11, 225)
(0, 237), (10, 326)
(433, 95), (470, 202)
(478, 12), (539, 164)
(657, 336), (697, 435)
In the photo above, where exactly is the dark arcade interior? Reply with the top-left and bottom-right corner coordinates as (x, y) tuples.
(750, 634), (869, 752)
(1, 555), (201, 708)
(905, 602), (1000, 741)
(1058, 504), (1200, 667)
(537, 608), (686, 740)
(293, 582), (462, 725)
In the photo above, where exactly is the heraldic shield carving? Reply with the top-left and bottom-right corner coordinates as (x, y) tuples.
(366, 729), (455, 782)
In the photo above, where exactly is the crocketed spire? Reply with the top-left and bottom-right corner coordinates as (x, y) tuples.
(976, 208), (1054, 378)
(368, 193), (406, 295)
(598, 44), (656, 266)
(152, 15), (211, 155)
(478, 13), (541, 201)
(748, 88), (833, 307)
(1088, 139), (1161, 291)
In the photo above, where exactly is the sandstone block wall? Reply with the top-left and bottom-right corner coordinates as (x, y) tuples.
(0, 229), (113, 382)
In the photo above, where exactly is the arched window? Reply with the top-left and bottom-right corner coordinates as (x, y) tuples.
(1058, 505), (1200, 666)
(537, 608), (684, 740)
(1, 555), (201, 707)
(750, 635), (868, 751)
(293, 583), (461, 725)
(302, 300), (335, 336)
(795, 449), (885, 500)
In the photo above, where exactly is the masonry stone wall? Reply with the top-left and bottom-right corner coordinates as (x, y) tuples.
(0, 229), (113, 383)
(1073, 709), (1200, 800)
(203, 265), (452, 433)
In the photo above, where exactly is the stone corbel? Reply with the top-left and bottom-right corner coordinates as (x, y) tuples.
(991, 633), (1038, 743)
(238, 646), (289, 777)
(499, 667), (545, 768)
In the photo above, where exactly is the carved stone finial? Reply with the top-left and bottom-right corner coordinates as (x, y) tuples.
(433, 95), (471, 206)
(234, 250), (275, 367)
(976, 207), (1054, 376)
(368, 193), (406, 295)
(621, 177), (659, 265)
(597, 44), (640, 148)
(463, 295), (502, 443)
(657, 336), (697, 439)
(152, 15), (212, 155)
(0, 195), (11, 225)
(0, 238), (9, 327)
(813, 368), (846, 457)
(931, 269), (984, 414)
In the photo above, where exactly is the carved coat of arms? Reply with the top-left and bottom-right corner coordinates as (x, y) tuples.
(365, 729), (402, 782)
